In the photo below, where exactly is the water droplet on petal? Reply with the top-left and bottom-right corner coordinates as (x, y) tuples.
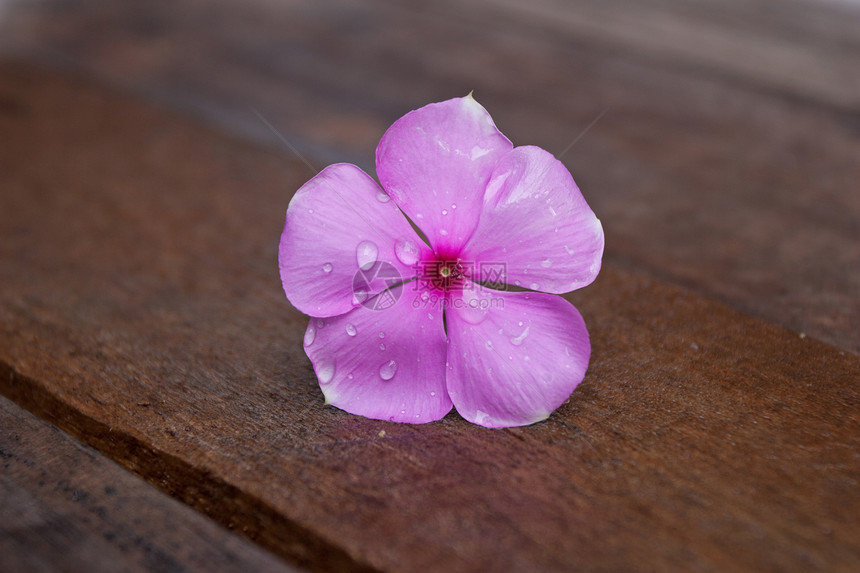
(379, 343), (386, 350)
(564, 245), (575, 256)
(485, 340), (493, 349)
(430, 391), (436, 396)
(395, 237), (420, 265)
(416, 213), (424, 219)
(303, 324), (316, 346)
(451, 203), (457, 210)
(441, 209), (448, 215)
(440, 229), (449, 236)
(510, 326), (530, 346)
(378, 331), (385, 338)
(459, 289), (490, 325)
(316, 318), (326, 328)
(540, 258), (552, 268)
(317, 361), (335, 384)
(322, 263), (333, 273)
(356, 240), (378, 270)
(379, 360), (398, 381)
(354, 289), (368, 303)
(518, 321), (524, 327)
(376, 191), (390, 203)
(529, 282), (539, 290)
(346, 324), (357, 336)
(308, 208), (314, 214)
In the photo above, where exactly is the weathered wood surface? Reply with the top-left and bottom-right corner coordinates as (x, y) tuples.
(1, 61), (858, 572)
(0, 395), (300, 573)
(1, 0), (859, 353)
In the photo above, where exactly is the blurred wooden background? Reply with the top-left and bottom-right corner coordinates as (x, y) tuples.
(1, 1), (858, 571)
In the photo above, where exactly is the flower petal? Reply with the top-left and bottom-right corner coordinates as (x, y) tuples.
(279, 163), (432, 317)
(463, 146), (604, 293)
(303, 291), (451, 423)
(376, 96), (513, 254)
(445, 285), (590, 427)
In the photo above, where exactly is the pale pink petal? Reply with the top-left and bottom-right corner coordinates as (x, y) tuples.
(463, 146), (604, 293)
(279, 163), (432, 317)
(376, 96), (513, 255)
(445, 284), (590, 427)
(303, 290), (451, 423)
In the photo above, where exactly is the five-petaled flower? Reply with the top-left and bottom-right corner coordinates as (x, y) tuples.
(279, 95), (604, 427)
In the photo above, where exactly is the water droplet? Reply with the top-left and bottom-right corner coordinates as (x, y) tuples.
(540, 258), (552, 268)
(303, 324), (316, 346)
(308, 208), (314, 214)
(348, 373), (354, 379)
(316, 318), (326, 328)
(518, 321), (524, 327)
(564, 245), (575, 256)
(459, 289), (491, 325)
(317, 361), (335, 384)
(485, 340), (493, 349)
(430, 391), (436, 396)
(549, 206), (557, 217)
(379, 331), (385, 338)
(322, 263), (333, 273)
(376, 191), (390, 203)
(356, 240), (378, 270)
(379, 343), (386, 350)
(510, 326), (530, 346)
(442, 209), (448, 215)
(346, 324), (357, 336)
(416, 213), (424, 219)
(420, 291), (430, 302)
(353, 289), (368, 303)
(395, 237), (420, 265)
(428, 313), (434, 319)
(529, 282), (539, 290)
(379, 360), (398, 381)
(451, 203), (457, 210)
(440, 229), (449, 236)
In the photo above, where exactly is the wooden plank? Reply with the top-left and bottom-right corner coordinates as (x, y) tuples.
(0, 395), (301, 573)
(1, 61), (858, 572)
(1, 0), (858, 353)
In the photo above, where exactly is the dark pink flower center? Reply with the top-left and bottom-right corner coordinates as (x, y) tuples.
(417, 252), (472, 293)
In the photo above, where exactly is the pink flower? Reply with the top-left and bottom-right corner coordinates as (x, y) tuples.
(279, 95), (604, 427)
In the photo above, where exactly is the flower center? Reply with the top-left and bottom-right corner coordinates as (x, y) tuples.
(418, 256), (470, 292)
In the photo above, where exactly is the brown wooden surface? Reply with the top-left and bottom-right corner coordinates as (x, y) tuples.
(1, 0), (859, 571)
(0, 395), (299, 573)
(2, 0), (858, 353)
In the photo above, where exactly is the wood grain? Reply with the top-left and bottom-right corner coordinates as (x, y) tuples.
(1, 61), (858, 572)
(0, 395), (300, 573)
(2, 0), (858, 353)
